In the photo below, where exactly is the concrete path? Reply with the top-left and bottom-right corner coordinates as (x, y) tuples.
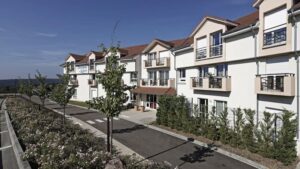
(29, 96), (256, 169)
(0, 99), (18, 169)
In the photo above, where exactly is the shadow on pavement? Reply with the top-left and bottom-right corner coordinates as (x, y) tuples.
(178, 145), (214, 167)
(135, 140), (191, 164)
(113, 125), (147, 134)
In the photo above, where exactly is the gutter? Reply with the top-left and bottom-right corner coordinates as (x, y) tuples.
(251, 23), (259, 126)
(289, 9), (300, 139)
(172, 46), (193, 55)
(223, 23), (259, 39)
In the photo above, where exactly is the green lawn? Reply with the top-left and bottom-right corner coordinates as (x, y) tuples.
(69, 100), (90, 108)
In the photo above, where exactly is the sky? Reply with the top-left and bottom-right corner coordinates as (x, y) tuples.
(0, 0), (255, 79)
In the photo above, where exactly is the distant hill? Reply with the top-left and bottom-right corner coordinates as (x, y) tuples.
(0, 79), (59, 87)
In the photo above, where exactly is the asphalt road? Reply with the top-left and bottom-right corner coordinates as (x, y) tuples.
(30, 96), (255, 169)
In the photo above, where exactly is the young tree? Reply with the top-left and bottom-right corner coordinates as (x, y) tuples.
(218, 108), (230, 144)
(51, 74), (75, 126)
(34, 71), (49, 109)
(242, 109), (256, 152)
(255, 111), (275, 158)
(90, 45), (132, 153)
(274, 110), (297, 165)
(25, 74), (34, 101)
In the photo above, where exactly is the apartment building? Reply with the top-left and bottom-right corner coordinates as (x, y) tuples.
(173, 0), (300, 151)
(64, 45), (146, 104)
(131, 38), (192, 110)
(63, 0), (300, 153)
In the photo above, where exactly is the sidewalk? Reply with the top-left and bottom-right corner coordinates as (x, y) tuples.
(0, 99), (19, 169)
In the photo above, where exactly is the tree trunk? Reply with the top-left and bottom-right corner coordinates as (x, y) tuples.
(110, 117), (113, 152)
(63, 105), (66, 126)
(107, 116), (111, 152)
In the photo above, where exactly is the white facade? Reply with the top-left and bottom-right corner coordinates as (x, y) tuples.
(63, 0), (300, 154)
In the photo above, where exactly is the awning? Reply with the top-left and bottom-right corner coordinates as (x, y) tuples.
(131, 87), (176, 96)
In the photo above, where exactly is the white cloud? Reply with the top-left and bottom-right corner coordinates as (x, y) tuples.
(35, 32), (57, 38)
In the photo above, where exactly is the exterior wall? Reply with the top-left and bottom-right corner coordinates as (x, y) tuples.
(296, 16), (300, 51)
(193, 20), (227, 66)
(71, 74), (90, 101)
(175, 49), (194, 68)
(225, 32), (256, 61)
(257, 0), (293, 57)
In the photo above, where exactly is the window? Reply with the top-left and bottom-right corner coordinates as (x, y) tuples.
(68, 61), (75, 72)
(159, 70), (169, 86)
(148, 52), (156, 60)
(199, 67), (209, 77)
(130, 72), (138, 82)
(215, 64), (228, 77)
(215, 100), (227, 115)
(196, 37), (207, 60)
(210, 31), (223, 57)
(89, 59), (95, 70)
(179, 69), (186, 81)
(263, 6), (287, 46)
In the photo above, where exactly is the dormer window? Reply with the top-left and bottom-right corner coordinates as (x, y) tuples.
(210, 31), (223, 57)
(89, 59), (95, 70)
(263, 6), (287, 47)
(68, 61), (75, 72)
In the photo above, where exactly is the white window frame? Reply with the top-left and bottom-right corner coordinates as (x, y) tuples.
(179, 69), (186, 82)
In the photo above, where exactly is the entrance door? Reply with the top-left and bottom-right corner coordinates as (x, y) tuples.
(146, 94), (157, 109)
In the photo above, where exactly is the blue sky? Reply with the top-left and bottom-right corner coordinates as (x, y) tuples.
(0, 0), (255, 79)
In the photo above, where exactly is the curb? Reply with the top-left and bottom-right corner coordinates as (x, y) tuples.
(123, 117), (269, 169)
(62, 101), (269, 169)
(3, 99), (31, 169)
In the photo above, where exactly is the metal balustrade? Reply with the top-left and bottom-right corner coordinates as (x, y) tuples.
(264, 27), (286, 46)
(210, 44), (223, 57)
(196, 47), (207, 60)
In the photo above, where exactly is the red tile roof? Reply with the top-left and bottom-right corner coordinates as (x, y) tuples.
(225, 11), (259, 34)
(132, 87), (176, 95)
(65, 53), (86, 61)
(292, 1), (300, 11)
(120, 44), (148, 60)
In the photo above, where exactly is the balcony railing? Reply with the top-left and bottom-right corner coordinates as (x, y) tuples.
(209, 77), (223, 89)
(157, 57), (167, 66)
(140, 78), (175, 88)
(145, 60), (152, 67)
(89, 65), (95, 71)
(191, 77), (203, 88)
(144, 57), (170, 68)
(255, 73), (295, 96)
(88, 79), (97, 87)
(196, 47), (207, 60)
(210, 44), (223, 57)
(264, 27), (286, 47)
(191, 76), (231, 92)
(70, 79), (78, 86)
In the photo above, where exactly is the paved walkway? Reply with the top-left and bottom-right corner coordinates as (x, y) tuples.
(29, 96), (255, 169)
(0, 99), (18, 169)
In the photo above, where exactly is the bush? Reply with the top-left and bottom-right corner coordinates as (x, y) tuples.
(8, 97), (171, 169)
(242, 109), (256, 152)
(274, 110), (297, 165)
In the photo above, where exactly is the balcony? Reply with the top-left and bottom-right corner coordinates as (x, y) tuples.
(263, 27), (286, 47)
(191, 76), (231, 92)
(210, 44), (223, 57)
(89, 65), (95, 73)
(255, 73), (295, 96)
(196, 47), (207, 60)
(140, 78), (175, 88)
(88, 79), (97, 87)
(144, 57), (170, 68)
(69, 79), (78, 86)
